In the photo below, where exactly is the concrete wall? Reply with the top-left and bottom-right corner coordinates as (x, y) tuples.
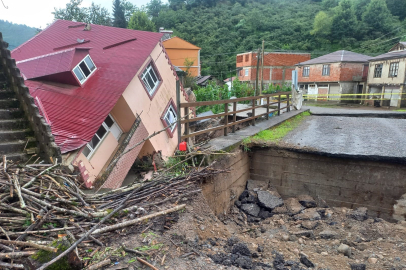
(368, 58), (406, 85)
(202, 149), (250, 217)
(250, 148), (406, 220)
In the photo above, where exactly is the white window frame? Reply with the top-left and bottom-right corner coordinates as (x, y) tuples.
(245, 69), (249, 76)
(73, 54), (97, 84)
(163, 104), (177, 132)
(322, 65), (330, 76)
(83, 114), (121, 159)
(389, 62), (399, 78)
(303, 66), (310, 77)
(141, 63), (160, 95)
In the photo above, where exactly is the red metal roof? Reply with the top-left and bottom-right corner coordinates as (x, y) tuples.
(12, 20), (163, 153)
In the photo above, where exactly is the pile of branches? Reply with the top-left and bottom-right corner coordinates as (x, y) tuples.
(0, 156), (225, 269)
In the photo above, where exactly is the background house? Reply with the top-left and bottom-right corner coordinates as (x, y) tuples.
(296, 50), (371, 101)
(366, 42), (406, 108)
(12, 20), (188, 189)
(162, 33), (201, 77)
(236, 52), (310, 88)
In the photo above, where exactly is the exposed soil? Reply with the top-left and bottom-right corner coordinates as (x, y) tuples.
(98, 187), (406, 270)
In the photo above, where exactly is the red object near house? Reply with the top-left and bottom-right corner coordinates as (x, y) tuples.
(179, 142), (187, 151)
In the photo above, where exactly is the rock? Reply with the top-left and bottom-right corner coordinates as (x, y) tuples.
(281, 234), (290, 241)
(258, 209), (272, 219)
(232, 243), (251, 257)
(319, 230), (338, 239)
(337, 243), (351, 257)
(321, 252), (328, 256)
(272, 205), (288, 214)
(256, 190), (284, 210)
(295, 208), (321, 221)
(393, 194), (406, 221)
(349, 207), (368, 221)
(285, 198), (305, 215)
(299, 252), (315, 268)
(293, 230), (314, 238)
(234, 255), (253, 269)
(227, 237), (239, 246)
(297, 194), (317, 208)
(199, 225), (205, 231)
(272, 251), (285, 269)
(246, 179), (268, 191)
(240, 190), (258, 204)
(301, 221), (319, 230)
(257, 245), (264, 252)
(368, 257), (378, 264)
(350, 263), (366, 270)
(235, 200), (242, 208)
(240, 203), (260, 217)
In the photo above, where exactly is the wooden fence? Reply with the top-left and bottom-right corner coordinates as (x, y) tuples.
(178, 91), (291, 142)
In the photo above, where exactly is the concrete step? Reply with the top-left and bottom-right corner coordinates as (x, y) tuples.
(0, 98), (19, 109)
(0, 129), (31, 141)
(0, 140), (27, 155)
(0, 90), (15, 99)
(0, 119), (29, 130)
(0, 108), (24, 119)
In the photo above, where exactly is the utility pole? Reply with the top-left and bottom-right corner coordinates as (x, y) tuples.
(255, 47), (261, 97)
(260, 40), (265, 96)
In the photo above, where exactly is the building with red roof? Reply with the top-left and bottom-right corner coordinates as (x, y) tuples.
(12, 20), (188, 189)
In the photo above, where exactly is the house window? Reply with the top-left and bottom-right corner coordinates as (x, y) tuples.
(161, 100), (178, 138)
(141, 62), (161, 96)
(73, 55), (96, 84)
(237, 55), (243, 63)
(374, 64), (383, 78)
(303, 66), (310, 77)
(389, 62), (399, 77)
(322, 65), (330, 76)
(245, 54), (249, 61)
(82, 114), (122, 159)
(245, 69), (249, 76)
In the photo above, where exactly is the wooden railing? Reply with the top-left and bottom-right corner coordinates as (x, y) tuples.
(179, 91), (291, 141)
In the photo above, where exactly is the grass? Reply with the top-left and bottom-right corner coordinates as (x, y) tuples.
(395, 109), (406, 112)
(242, 111), (310, 149)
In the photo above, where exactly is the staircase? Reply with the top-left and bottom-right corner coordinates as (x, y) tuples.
(0, 64), (38, 161)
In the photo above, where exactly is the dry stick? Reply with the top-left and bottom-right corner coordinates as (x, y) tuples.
(137, 257), (159, 270)
(22, 163), (60, 188)
(91, 204), (186, 235)
(6, 226), (88, 236)
(121, 245), (149, 257)
(0, 261), (25, 269)
(86, 259), (111, 270)
(0, 239), (57, 253)
(12, 174), (26, 208)
(0, 225), (11, 241)
(0, 251), (35, 259)
(37, 177), (143, 270)
(69, 222), (104, 247)
(0, 242), (13, 251)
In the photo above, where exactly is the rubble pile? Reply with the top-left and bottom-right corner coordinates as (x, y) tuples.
(0, 157), (224, 269)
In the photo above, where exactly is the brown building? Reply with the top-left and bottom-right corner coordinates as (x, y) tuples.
(296, 50), (371, 101)
(236, 51), (311, 88)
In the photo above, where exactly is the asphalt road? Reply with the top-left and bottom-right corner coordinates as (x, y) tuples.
(284, 115), (406, 158)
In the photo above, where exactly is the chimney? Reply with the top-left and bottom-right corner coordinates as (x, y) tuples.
(159, 27), (173, 41)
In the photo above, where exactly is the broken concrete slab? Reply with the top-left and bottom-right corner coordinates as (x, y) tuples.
(348, 207), (368, 221)
(295, 208), (321, 221)
(240, 203), (261, 217)
(297, 194), (317, 208)
(284, 198), (305, 215)
(256, 190), (284, 210)
(246, 179), (268, 191)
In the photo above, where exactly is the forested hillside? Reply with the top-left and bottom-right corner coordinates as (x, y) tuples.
(149, 0), (406, 78)
(0, 20), (37, 50)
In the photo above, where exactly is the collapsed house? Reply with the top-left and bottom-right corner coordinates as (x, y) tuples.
(11, 20), (189, 189)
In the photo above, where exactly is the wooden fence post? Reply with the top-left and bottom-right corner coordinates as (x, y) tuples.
(287, 94), (290, 112)
(278, 94), (281, 116)
(252, 97), (256, 126)
(232, 102), (237, 133)
(266, 96), (270, 120)
(184, 107), (189, 139)
(224, 103), (228, 136)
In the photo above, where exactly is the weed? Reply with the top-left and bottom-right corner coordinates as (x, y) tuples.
(136, 243), (164, 252)
(242, 111), (310, 149)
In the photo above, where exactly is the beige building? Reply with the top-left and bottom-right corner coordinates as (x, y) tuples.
(366, 42), (406, 107)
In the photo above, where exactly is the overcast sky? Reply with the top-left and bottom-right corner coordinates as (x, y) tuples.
(0, 0), (152, 29)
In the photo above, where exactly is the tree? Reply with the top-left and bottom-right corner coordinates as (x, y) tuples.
(121, 0), (136, 23)
(113, 0), (127, 28)
(386, 0), (406, 20)
(87, 3), (111, 26)
(362, 0), (392, 35)
(53, 0), (88, 23)
(310, 11), (332, 38)
(146, 0), (164, 18)
(52, 0), (111, 26)
(128, 10), (156, 32)
(330, 0), (358, 41)
(354, 0), (370, 20)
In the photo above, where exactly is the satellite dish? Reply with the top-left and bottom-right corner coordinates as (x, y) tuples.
(77, 38), (85, 43)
